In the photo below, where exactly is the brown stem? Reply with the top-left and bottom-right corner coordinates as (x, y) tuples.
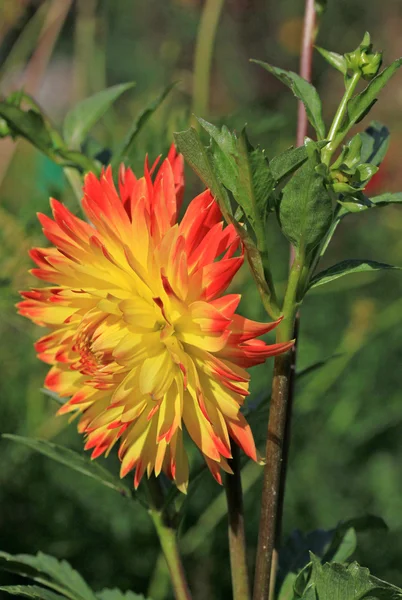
(254, 3), (316, 599)
(253, 252), (302, 600)
(224, 443), (251, 600)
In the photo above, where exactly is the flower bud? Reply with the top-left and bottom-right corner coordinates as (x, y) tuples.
(344, 32), (383, 80)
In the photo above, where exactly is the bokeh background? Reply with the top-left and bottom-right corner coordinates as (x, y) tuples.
(1, 0), (402, 598)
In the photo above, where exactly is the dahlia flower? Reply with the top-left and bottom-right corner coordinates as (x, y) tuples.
(18, 145), (292, 492)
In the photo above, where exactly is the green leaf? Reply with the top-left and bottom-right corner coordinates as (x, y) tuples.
(323, 516), (387, 564)
(174, 126), (232, 218)
(340, 58), (402, 136)
(63, 82), (135, 148)
(329, 528), (357, 564)
(304, 554), (402, 600)
(278, 573), (298, 600)
(112, 82), (176, 168)
(270, 146), (309, 182)
(0, 103), (54, 154)
(2, 435), (131, 497)
(0, 101), (97, 172)
(315, 46), (347, 74)
(252, 60), (325, 139)
(0, 585), (67, 600)
(174, 125), (278, 316)
(368, 192), (402, 206)
(0, 550), (96, 600)
(309, 259), (400, 289)
(97, 590), (149, 600)
(278, 146), (332, 257)
(359, 121), (390, 166)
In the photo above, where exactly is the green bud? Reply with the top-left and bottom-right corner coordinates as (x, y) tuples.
(344, 32), (383, 80)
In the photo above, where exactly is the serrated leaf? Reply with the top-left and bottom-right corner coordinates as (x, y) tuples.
(252, 61), (325, 139)
(315, 47), (347, 74)
(309, 260), (400, 289)
(112, 83), (175, 168)
(96, 590), (150, 600)
(359, 122), (390, 166)
(174, 126), (232, 218)
(63, 83), (134, 148)
(0, 551), (96, 600)
(340, 58), (402, 137)
(278, 148), (332, 257)
(0, 585), (67, 600)
(306, 554), (402, 600)
(2, 435), (131, 497)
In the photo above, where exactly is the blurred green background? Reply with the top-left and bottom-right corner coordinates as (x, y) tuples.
(1, 0), (402, 598)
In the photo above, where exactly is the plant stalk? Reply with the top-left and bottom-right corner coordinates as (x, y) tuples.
(224, 443), (251, 600)
(253, 2), (316, 599)
(192, 0), (225, 123)
(146, 477), (192, 600)
(321, 71), (361, 165)
(253, 259), (301, 600)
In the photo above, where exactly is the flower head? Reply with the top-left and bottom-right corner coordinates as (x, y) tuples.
(18, 145), (292, 492)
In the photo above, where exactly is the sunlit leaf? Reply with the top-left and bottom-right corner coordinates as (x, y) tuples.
(309, 260), (400, 289)
(63, 83), (135, 149)
(278, 143), (332, 257)
(315, 47), (347, 74)
(339, 58), (402, 137)
(252, 60), (326, 139)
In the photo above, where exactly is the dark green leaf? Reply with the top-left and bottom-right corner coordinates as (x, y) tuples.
(278, 147), (332, 257)
(340, 58), (402, 136)
(270, 146), (309, 182)
(97, 590), (150, 600)
(0, 101), (97, 172)
(174, 126), (232, 218)
(0, 103), (54, 153)
(112, 83), (175, 167)
(315, 47), (347, 74)
(0, 586), (67, 600)
(63, 83), (135, 148)
(309, 259), (400, 289)
(2, 435), (131, 497)
(0, 550), (96, 600)
(305, 554), (402, 600)
(252, 61), (325, 139)
(359, 122), (390, 166)
(367, 192), (402, 207)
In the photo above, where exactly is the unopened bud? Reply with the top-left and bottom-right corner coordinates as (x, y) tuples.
(344, 32), (383, 80)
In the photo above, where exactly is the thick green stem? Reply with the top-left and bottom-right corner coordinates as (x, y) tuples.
(224, 443), (251, 600)
(253, 259), (302, 600)
(146, 478), (192, 600)
(192, 0), (225, 122)
(321, 71), (361, 165)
